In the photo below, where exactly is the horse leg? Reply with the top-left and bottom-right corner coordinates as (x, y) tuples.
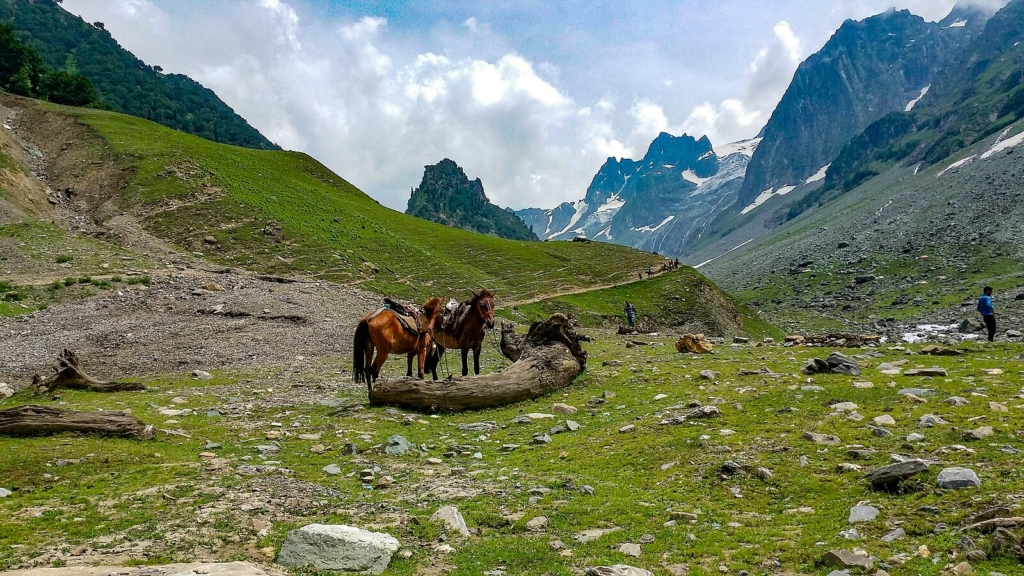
(406, 353), (414, 378)
(372, 343), (390, 383)
(473, 345), (482, 375)
(417, 345), (426, 379)
(460, 348), (470, 377)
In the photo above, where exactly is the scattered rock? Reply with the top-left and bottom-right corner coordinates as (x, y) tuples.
(618, 543), (642, 557)
(881, 528), (906, 543)
(552, 403), (578, 415)
(989, 402), (1009, 413)
(804, 431), (841, 445)
(277, 524), (400, 574)
(865, 459), (929, 489)
(898, 388), (936, 397)
(192, 370), (214, 380)
(905, 368), (947, 377)
(526, 516), (548, 531)
(676, 333), (713, 354)
(820, 549), (873, 570)
(431, 505), (471, 537)
(575, 527), (622, 543)
(826, 352), (862, 376)
(936, 467), (981, 489)
(964, 426), (994, 441)
(872, 415), (896, 427)
(385, 435), (414, 455)
(322, 464), (341, 475)
(699, 369), (717, 380)
(458, 422), (498, 432)
(849, 505), (879, 523)
(919, 414), (948, 427)
(619, 425), (635, 433)
(921, 345), (962, 356)
(906, 432), (925, 442)
(946, 396), (969, 407)
(0, 488), (11, 498)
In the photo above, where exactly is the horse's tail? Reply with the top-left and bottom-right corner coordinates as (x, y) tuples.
(353, 319), (370, 383)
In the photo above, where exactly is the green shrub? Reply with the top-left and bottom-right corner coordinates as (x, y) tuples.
(54, 254), (73, 263)
(127, 275), (151, 286)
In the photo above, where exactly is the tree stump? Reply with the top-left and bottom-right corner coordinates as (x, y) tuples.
(370, 314), (587, 412)
(33, 349), (144, 394)
(0, 404), (155, 439)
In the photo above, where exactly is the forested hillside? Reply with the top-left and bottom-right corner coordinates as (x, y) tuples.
(0, 0), (277, 150)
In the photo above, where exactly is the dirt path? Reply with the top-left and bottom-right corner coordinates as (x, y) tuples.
(502, 268), (671, 307)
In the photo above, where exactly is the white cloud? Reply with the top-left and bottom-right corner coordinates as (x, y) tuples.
(681, 20), (803, 146)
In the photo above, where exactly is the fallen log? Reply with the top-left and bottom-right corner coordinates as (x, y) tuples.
(370, 314), (586, 411)
(33, 349), (144, 394)
(0, 404), (156, 439)
(959, 517), (1024, 533)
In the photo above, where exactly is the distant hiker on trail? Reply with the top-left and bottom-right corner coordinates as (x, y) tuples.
(978, 286), (996, 342)
(638, 272), (643, 281)
(624, 301), (637, 328)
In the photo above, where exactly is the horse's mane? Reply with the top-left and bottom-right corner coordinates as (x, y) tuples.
(421, 297), (443, 318)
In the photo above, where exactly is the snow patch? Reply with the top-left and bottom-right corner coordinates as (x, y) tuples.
(741, 188), (776, 215)
(552, 200), (589, 237)
(698, 150), (715, 161)
(981, 128), (1024, 159)
(682, 170), (710, 186)
(944, 19), (967, 29)
(632, 215), (675, 233)
(905, 85), (930, 112)
(715, 137), (761, 158)
(805, 164), (830, 184)
(937, 155), (976, 177)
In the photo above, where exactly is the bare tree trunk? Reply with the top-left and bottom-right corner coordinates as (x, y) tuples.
(33, 349), (144, 395)
(0, 404), (156, 439)
(370, 314), (586, 411)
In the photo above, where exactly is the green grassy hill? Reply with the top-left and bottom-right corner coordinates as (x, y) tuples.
(0, 97), (771, 330)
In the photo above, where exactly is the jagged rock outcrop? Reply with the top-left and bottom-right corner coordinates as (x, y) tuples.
(406, 159), (537, 241)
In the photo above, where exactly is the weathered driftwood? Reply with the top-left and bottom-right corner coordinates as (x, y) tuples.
(0, 404), (155, 439)
(499, 322), (525, 362)
(33, 349), (144, 394)
(370, 314), (586, 411)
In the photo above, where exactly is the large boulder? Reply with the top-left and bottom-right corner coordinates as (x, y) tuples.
(277, 524), (400, 574)
(937, 467), (981, 489)
(826, 352), (862, 376)
(865, 459), (929, 489)
(676, 334), (713, 354)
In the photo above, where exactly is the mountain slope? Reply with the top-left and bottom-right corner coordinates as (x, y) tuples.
(0, 0), (277, 150)
(406, 159), (537, 241)
(736, 8), (974, 208)
(518, 133), (758, 257)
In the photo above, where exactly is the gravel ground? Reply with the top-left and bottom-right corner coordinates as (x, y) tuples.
(0, 270), (383, 391)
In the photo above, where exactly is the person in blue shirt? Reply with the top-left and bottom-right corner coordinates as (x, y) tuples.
(624, 300), (637, 329)
(978, 286), (995, 342)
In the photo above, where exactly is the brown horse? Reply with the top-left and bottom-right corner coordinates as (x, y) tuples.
(426, 290), (496, 378)
(353, 297), (443, 394)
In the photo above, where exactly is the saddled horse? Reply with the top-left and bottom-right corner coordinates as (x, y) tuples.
(353, 297), (443, 394)
(426, 290), (496, 378)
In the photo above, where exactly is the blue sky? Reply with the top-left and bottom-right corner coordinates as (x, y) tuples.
(60, 0), (1006, 210)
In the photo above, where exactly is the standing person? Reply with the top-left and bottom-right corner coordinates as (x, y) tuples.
(624, 300), (637, 329)
(978, 286), (996, 342)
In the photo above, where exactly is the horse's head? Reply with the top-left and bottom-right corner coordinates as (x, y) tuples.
(421, 297), (444, 323)
(473, 289), (496, 329)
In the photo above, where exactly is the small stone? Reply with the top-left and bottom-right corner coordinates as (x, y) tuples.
(872, 414), (896, 427)
(375, 475), (394, 488)
(276, 524), (400, 574)
(853, 381), (874, 389)
(936, 467), (981, 489)
(0, 488), (11, 498)
(528, 516), (552, 528)
(864, 459), (929, 489)
(385, 435), (414, 456)
(431, 505), (470, 536)
(533, 433), (552, 444)
(820, 549), (873, 570)
(832, 402), (859, 412)
(323, 464), (341, 475)
(587, 565), (653, 576)
(946, 396), (969, 406)
(849, 505), (879, 523)
(510, 415), (532, 425)
(192, 370), (213, 380)
(950, 561), (974, 576)
(204, 441), (222, 450)
(804, 431), (841, 445)
(566, 420), (580, 431)
(553, 403), (578, 414)
(990, 402), (1009, 413)
(881, 527), (905, 543)
(919, 414), (948, 427)
(618, 543), (642, 557)
(837, 463), (863, 473)
(756, 467), (773, 480)
(619, 424), (635, 433)
(699, 369), (717, 380)
(964, 426), (994, 441)
(906, 433), (925, 442)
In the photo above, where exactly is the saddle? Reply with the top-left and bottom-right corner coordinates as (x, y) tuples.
(378, 298), (427, 335)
